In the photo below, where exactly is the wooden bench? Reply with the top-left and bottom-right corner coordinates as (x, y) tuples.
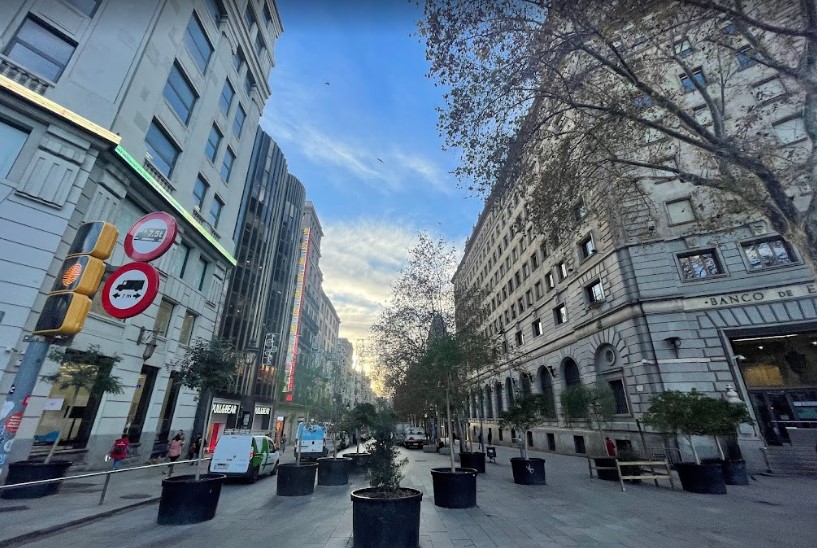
(587, 455), (676, 492)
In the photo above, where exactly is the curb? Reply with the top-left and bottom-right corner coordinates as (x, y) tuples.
(0, 496), (161, 547)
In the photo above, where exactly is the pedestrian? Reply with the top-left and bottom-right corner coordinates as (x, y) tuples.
(478, 429), (484, 451)
(109, 432), (130, 470)
(487, 429), (493, 446)
(605, 436), (617, 457)
(188, 434), (202, 464)
(176, 430), (185, 444)
(281, 433), (287, 452)
(164, 434), (183, 475)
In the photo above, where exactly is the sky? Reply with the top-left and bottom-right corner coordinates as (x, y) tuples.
(260, 1), (483, 345)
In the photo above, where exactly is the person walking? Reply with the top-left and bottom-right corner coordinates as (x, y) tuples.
(605, 437), (617, 457)
(487, 429), (493, 446)
(109, 433), (130, 470)
(280, 433), (287, 452)
(164, 434), (183, 475)
(478, 429), (484, 451)
(188, 434), (202, 464)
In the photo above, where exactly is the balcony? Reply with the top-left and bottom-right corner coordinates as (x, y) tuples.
(0, 56), (52, 94)
(192, 207), (222, 241)
(142, 158), (176, 193)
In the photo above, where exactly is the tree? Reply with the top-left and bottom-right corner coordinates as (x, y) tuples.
(559, 383), (617, 453)
(172, 337), (237, 479)
(41, 345), (124, 461)
(421, 0), (817, 273)
(344, 402), (378, 455)
(498, 394), (552, 460)
(366, 401), (407, 492)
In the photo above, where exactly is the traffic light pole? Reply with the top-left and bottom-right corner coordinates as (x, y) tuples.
(0, 337), (51, 477)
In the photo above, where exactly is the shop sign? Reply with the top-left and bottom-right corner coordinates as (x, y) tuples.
(255, 406), (271, 415)
(212, 403), (237, 414)
(685, 283), (817, 311)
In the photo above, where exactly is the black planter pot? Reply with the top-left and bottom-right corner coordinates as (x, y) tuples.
(510, 457), (546, 485)
(459, 451), (486, 473)
(347, 452), (371, 474)
(723, 459), (749, 485)
(676, 462), (727, 494)
(157, 474), (225, 525)
(277, 462), (318, 496)
(1, 460), (72, 499)
(351, 487), (422, 548)
(593, 457), (619, 481)
(318, 457), (351, 486)
(430, 467), (477, 508)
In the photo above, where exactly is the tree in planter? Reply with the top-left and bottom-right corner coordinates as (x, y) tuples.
(366, 402), (408, 492)
(40, 345), (125, 462)
(559, 383), (617, 455)
(498, 394), (552, 460)
(172, 337), (237, 480)
(344, 402), (377, 455)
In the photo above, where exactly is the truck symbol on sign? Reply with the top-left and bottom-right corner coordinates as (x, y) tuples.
(113, 279), (145, 298)
(133, 228), (167, 242)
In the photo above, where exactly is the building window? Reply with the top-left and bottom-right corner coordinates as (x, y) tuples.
(532, 319), (542, 337)
(64, 0), (100, 16)
(517, 297), (524, 313)
(678, 250), (724, 280)
(534, 281), (543, 299)
(586, 280), (605, 304)
(742, 238), (795, 270)
(530, 252), (539, 270)
(515, 331), (523, 346)
(579, 235), (596, 259)
(220, 148), (235, 181)
(526, 289), (533, 306)
(154, 299), (175, 337)
(679, 67), (706, 91)
(546, 271), (555, 290)
(163, 63), (197, 123)
(244, 4), (257, 30)
(609, 379), (630, 414)
(208, 196), (224, 227)
(205, 125), (222, 162)
(203, 0), (222, 25)
(522, 263), (529, 278)
(553, 304), (567, 325)
(179, 310), (197, 346)
(666, 198), (696, 225)
(511, 304), (516, 319)
(193, 176), (208, 209)
(753, 78), (785, 103)
(5, 17), (76, 81)
(573, 200), (587, 222)
(673, 38), (693, 57)
(232, 47), (245, 72)
(219, 80), (235, 115)
(196, 257), (209, 291)
(0, 120), (28, 178)
(262, 3), (273, 26)
(254, 33), (265, 56)
(233, 105), (246, 137)
(244, 73), (255, 96)
(172, 243), (191, 279)
(773, 117), (807, 145)
(184, 14), (213, 73)
(515, 271), (521, 286)
(145, 121), (180, 177)
(557, 261), (568, 281)
(692, 104), (712, 126)
(736, 45), (759, 69)
(633, 94), (654, 108)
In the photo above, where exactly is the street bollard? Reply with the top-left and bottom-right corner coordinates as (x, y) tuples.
(98, 473), (112, 505)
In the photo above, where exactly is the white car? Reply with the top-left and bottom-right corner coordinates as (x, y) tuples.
(403, 427), (426, 449)
(209, 434), (279, 482)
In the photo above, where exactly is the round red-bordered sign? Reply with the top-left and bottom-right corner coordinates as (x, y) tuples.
(124, 212), (178, 262)
(101, 262), (160, 319)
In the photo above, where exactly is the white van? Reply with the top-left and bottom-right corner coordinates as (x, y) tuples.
(295, 423), (327, 461)
(209, 434), (279, 482)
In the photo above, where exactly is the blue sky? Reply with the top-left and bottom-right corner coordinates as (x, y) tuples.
(261, 1), (482, 343)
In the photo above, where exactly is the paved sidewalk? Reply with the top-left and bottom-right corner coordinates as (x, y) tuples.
(4, 443), (816, 547)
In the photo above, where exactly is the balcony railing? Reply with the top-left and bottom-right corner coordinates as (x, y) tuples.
(0, 56), (52, 94)
(142, 159), (176, 193)
(192, 207), (222, 241)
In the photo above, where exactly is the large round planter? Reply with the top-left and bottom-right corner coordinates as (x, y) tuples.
(723, 459), (749, 485)
(1, 460), (72, 499)
(346, 452), (371, 474)
(431, 467), (477, 508)
(510, 457), (546, 485)
(351, 487), (422, 548)
(157, 473), (225, 525)
(459, 451), (486, 473)
(676, 462), (727, 494)
(277, 462), (317, 496)
(593, 457), (619, 481)
(318, 457), (351, 486)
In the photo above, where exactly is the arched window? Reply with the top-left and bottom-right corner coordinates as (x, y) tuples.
(495, 381), (504, 414)
(485, 385), (494, 418)
(521, 373), (532, 396)
(537, 366), (556, 418)
(505, 377), (515, 406)
(563, 358), (580, 386)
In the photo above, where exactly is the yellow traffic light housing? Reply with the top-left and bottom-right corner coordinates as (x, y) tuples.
(34, 293), (92, 336)
(33, 221), (119, 337)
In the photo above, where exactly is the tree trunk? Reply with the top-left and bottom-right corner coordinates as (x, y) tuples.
(196, 394), (213, 481)
(446, 381), (455, 472)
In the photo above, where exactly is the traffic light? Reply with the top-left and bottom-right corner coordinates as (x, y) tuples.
(34, 221), (118, 336)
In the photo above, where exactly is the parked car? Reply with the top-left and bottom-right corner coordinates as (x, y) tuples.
(209, 434), (279, 483)
(403, 427), (426, 449)
(295, 422), (327, 461)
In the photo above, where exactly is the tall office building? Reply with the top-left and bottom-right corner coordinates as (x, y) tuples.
(0, 0), (281, 470)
